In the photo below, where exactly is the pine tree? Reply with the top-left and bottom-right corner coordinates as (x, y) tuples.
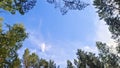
(0, 19), (27, 67)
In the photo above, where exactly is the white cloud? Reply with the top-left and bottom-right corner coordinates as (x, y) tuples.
(83, 46), (98, 53)
(29, 34), (51, 52)
(40, 43), (46, 52)
(94, 20), (118, 54)
(94, 20), (111, 42)
(27, 23), (51, 53)
(30, 49), (37, 53)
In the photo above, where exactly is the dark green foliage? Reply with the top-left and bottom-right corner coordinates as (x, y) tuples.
(0, 0), (88, 15)
(116, 44), (120, 53)
(23, 48), (39, 68)
(67, 42), (120, 68)
(0, 0), (37, 15)
(48, 60), (56, 68)
(93, 2), (120, 67)
(93, 0), (120, 19)
(74, 49), (103, 68)
(29, 53), (39, 68)
(93, 0), (120, 40)
(47, 0), (89, 15)
(23, 48), (30, 68)
(12, 57), (21, 68)
(39, 59), (48, 68)
(67, 60), (74, 68)
(96, 42), (120, 68)
(0, 19), (27, 67)
(23, 48), (57, 68)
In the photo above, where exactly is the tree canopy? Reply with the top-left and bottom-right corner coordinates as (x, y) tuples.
(0, 18), (27, 67)
(67, 42), (120, 68)
(0, 0), (89, 15)
(93, 0), (120, 60)
(93, 0), (120, 40)
(1, 0), (120, 68)
(47, 0), (89, 15)
(23, 48), (57, 68)
(0, 0), (37, 15)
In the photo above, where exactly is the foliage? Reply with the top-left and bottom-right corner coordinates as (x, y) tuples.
(67, 60), (74, 68)
(0, 19), (27, 67)
(0, 0), (88, 15)
(47, 0), (89, 15)
(23, 48), (30, 68)
(0, 0), (37, 15)
(67, 41), (120, 68)
(23, 48), (57, 68)
(93, 0), (120, 53)
(93, 0), (120, 39)
(96, 42), (120, 68)
(74, 49), (103, 68)
(12, 57), (21, 68)
(1, 0), (120, 68)
(39, 59), (48, 68)
(48, 60), (56, 68)
(23, 48), (39, 68)
(29, 53), (39, 67)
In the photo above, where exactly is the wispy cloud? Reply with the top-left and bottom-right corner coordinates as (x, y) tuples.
(28, 30), (52, 53)
(25, 18), (51, 53)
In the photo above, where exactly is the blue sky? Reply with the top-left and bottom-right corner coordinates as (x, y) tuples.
(0, 0), (114, 67)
